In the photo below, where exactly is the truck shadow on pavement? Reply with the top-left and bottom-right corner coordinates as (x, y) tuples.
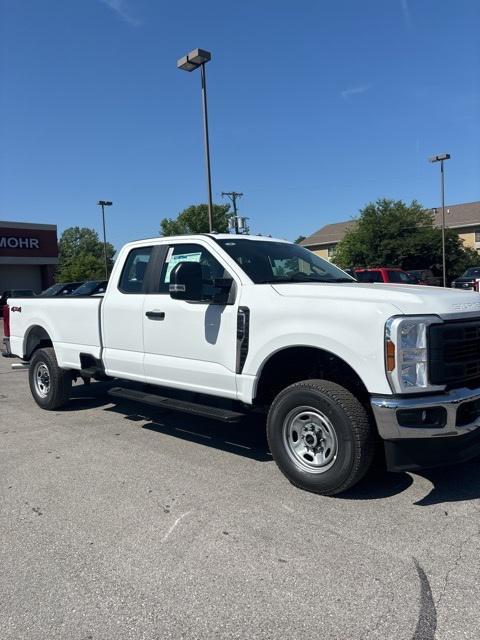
(67, 381), (480, 504)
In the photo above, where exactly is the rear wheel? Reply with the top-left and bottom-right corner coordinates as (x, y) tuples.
(29, 347), (72, 410)
(267, 379), (374, 495)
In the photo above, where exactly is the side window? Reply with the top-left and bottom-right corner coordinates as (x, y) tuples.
(389, 271), (409, 283)
(356, 271), (381, 283)
(119, 246), (152, 293)
(158, 243), (232, 299)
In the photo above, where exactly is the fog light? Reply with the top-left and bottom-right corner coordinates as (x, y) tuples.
(397, 407), (447, 428)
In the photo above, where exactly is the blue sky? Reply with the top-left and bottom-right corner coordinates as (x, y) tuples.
(1, 0), (479, 250)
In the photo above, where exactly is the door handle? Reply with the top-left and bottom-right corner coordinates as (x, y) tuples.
(145, 311), (165, 320)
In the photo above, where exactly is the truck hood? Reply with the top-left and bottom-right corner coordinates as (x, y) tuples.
(271, 282), (480, 318)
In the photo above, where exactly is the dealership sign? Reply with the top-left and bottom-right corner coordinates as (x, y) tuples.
(0, 236), (40, 249)
(0, 226), (58, 258)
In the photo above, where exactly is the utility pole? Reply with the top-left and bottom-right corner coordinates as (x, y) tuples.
(222, 191), (243, 233)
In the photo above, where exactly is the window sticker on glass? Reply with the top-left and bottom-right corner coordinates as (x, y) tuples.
(164, 252), (202, 283)
(165, 247), (174, 263)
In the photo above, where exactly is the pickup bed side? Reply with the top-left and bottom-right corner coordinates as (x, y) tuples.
(8, 297), (103, 367)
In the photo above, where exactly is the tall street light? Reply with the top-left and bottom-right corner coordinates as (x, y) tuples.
(97, 200), (112, 280)
(177, 48), (214, 232)
(428, 153), (451, 287)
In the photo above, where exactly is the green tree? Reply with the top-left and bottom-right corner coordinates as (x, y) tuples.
(57, 227), (115, 282)
(160, 203), (231, 236)
(333, 199), (479, 280)
(294, 235), (306, 244)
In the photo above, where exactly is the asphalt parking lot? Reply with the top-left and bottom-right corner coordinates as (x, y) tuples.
(1, 340), (480, 639)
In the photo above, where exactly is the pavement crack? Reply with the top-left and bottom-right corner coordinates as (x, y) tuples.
(161, 510), (193, 543)
(435, 528), (480, 611)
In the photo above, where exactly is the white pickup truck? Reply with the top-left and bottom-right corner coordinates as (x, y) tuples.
(4, 234), (480, 495)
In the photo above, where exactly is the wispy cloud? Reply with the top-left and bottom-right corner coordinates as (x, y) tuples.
(400, 0), (413, 31)
(99, 0), (141, 26)
(341, 84), (372, 100)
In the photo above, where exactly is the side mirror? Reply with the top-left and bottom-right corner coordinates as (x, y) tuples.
(169, 261), (202, 301)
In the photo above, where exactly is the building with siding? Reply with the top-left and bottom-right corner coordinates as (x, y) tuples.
(300, 201), (480, 260)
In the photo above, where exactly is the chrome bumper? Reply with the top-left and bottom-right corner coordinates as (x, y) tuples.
(371, 386), (480, 440)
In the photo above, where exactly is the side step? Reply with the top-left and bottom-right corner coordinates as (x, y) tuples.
(108, 386), (245, 423)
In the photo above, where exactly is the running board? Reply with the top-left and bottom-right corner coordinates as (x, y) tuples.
(108, 387), (245, 423)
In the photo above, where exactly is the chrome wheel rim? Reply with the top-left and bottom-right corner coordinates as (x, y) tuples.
(34, 362), (51, 398)
(283, 406), (338, 474)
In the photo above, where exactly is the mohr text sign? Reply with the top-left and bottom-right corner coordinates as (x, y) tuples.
(0, 227), (58, 258)
(0, 236), (40, 249)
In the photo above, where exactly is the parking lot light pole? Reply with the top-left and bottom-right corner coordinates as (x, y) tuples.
(429, 153), (451, 287)
(97, 200), (112, 280)
(177, 48), (214, 233)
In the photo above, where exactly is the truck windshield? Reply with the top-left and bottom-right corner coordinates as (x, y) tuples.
(216, 239), (354, 284)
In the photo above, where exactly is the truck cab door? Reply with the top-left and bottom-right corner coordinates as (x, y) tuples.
(102, 245), (155, 380)
(142, 241), (240, 399)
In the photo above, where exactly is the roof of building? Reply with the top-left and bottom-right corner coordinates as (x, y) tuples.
(432, 201), (480, 229)
(300, 220), (356, 247)
(301, 201), (480, 248)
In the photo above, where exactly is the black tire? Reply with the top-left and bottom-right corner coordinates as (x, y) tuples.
(267, 379), (374, 496)
(29, 347), (72, 410)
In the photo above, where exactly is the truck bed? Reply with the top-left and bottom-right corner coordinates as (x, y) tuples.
(8, 296), (103, 369)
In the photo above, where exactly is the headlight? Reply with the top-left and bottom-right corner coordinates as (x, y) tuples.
(385, 316), (444, 394)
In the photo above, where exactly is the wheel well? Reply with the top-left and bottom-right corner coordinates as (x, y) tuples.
(24, 326), (53, 360)
(254, 346), (369, 406)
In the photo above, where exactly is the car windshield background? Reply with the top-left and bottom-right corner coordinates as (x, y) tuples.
(72, 281), (107, 295)
(40, 284), (63, 296)
(464, 268), (480, 278)
(216, 239), (354, 284)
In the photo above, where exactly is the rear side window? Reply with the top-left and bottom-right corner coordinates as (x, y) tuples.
(388, 271), (410, 283)
(119, 247), (152, 293)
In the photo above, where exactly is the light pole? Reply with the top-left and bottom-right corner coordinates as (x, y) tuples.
(429, 153), (450, 287)
(97, 200), (112, 280)
(177, 48), (214, 232)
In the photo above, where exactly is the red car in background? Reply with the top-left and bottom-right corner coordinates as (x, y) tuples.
(354, 268), (419, 284)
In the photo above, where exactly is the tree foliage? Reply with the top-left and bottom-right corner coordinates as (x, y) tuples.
(294, 235), (306, 244)
(57, 227), (115, 282)
(160, 203), (231, 236)
(333, 199), (479, 280)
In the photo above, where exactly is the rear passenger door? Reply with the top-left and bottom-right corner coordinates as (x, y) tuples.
(102, 245), (155, 380)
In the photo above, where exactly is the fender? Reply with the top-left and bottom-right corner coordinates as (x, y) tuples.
(23, 320), (55, 360)
(245, 330), (392, 397)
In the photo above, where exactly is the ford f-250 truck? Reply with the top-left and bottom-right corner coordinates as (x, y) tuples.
(4, 234), (480, 495)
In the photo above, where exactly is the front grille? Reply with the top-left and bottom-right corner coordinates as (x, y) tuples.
(429, 319), (480, 386)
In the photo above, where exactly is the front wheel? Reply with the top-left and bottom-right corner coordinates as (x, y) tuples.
(29, 347), (72, 410)
(267, 379), (374, 496)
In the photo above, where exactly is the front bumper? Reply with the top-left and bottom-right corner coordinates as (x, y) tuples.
(371, 387), (480, 471)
